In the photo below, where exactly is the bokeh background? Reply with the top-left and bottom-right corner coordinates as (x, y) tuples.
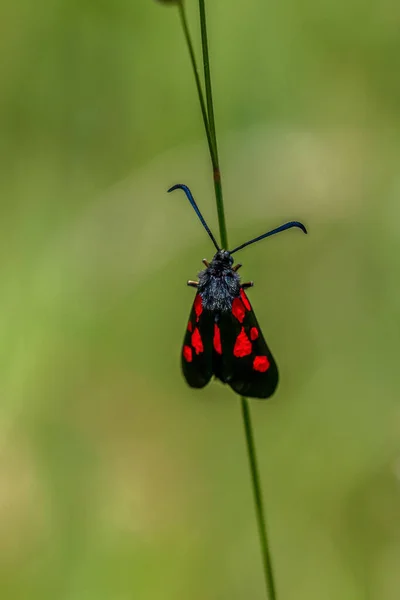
(1, 1), (400, 598)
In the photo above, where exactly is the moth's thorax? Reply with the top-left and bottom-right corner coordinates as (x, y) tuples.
(198, 250), (240, 311)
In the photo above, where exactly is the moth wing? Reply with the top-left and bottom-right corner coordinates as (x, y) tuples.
(214, 289), (279, 399)
(181, 293), (214, 388)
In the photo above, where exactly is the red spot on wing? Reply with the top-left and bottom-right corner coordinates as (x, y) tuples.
(232, 297), (246, 323)
(194, 294), (203, 322)
(187, 321), (193, 332)
(213, 324), (222, 354)
(253, 356), (270, 372)
(250, 327), (259, 340)
(240, 288), (251, 311)
(191, 327), (204, 354)
(233, 327), (252, 357)
(183, 345), (193, 362)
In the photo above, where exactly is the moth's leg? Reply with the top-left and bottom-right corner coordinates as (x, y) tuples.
(241, 282), (254, 289)
(202, 259), (210, 268)
(187, 280), (199, 288)
(233, 263), (242, 272)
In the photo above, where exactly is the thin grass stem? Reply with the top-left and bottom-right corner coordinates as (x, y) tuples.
(241, 397), (277, 599)
(198, 1), (217, 161)
(177, 2), (216, 169)
(198, 0), (228, 249)
(177, 2), (277, 597)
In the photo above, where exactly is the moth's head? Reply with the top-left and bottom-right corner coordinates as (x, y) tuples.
(213, 249), (234, 267)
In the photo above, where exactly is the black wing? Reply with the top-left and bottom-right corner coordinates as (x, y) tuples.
(213, 288), (279, 399)
(181, 293), (214, 388)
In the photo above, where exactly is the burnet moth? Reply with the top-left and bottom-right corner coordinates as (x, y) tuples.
(169, 184), (307, 399)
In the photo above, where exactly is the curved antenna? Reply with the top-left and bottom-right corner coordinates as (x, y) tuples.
(229, 221), (307, 254)
(168, 184), (220, 251)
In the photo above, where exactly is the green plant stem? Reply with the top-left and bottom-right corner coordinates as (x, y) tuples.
(178, 1), (228, 247)
(177, 2), (277, 597)
(213, 172), (227, 249)
(198, 0), (228, 249)
(241, 397), (277, 600)
(177, 1), (216, 169)
(198, 2), (277, 597)
(198, 0), (217, 162)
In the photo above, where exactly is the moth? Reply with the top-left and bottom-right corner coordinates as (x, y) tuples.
(169, 184), (307, 399)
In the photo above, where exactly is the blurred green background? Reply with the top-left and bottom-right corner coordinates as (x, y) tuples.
(1, 0), (400, 598)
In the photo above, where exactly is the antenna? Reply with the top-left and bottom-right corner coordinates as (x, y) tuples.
(229, 221), (307, 254)
(168, 184), (220, 251)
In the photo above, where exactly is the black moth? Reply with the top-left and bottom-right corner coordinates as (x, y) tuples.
(169, 184), (307, 399)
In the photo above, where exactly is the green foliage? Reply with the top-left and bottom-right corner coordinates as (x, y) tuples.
(0, 1), (400, 599)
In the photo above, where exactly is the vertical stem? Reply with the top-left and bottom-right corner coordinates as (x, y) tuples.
(198, 0), (217, 159)
(177, 2), (216, 169)
(198, 0), (228, 250)
(241, 397), (277, 600)
(213, 169), (227, 249)
(175, 2), (277, 598)
(198, 3), (277, 598)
